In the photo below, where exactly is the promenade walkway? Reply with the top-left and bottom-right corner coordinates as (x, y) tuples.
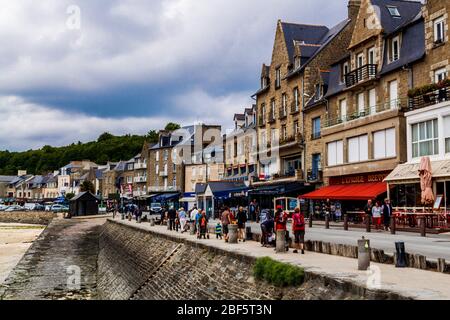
(114, 217), (450, 300)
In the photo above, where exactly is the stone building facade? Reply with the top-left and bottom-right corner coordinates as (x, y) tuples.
(320, 0), (426, 187)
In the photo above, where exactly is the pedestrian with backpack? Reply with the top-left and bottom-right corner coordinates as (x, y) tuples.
(292, 208), (305, 254)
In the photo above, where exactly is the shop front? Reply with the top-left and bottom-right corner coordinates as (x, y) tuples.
(195, 181), (248, 219)
(385, 160), (450, 210)
(248, 182), (314, 211)
(301, 172), (389, 222)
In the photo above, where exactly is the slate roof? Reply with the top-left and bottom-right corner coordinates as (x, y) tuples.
(371, 0), (422, 35)
(281, 22), (329, 63)
(70, 191), (99, 202)
(380, 14), (425, 75)
(0, 176), (16, 183)
(286, 19), (351, 78)
(234, 114), (245, 121)
(114, 161), (126, 172)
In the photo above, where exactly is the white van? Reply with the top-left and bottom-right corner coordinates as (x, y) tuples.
(24, 203), (37, 211)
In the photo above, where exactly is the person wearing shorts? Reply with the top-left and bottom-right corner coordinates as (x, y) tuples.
(221, 207), (231, 242)
(292, 208), (305, 254)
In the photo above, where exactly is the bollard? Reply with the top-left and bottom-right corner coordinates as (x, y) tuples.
(137, 216), (142, 224)
(276, 230), (287, 253)
(309, 214), (313, 228)
(121, 213), (125, 220)
(325, 214), (330, 229)
(228, 224), (238, 244)
(390, 216), (396, 235)
(344, 214), (349, 231)
(395, 242), (407, 268)
(420, 216), (426, 237)
(358, 237), (371, 270)
(246, 226), (252, 241)
(365, 215), (371, 233)
(150, 219), (155, 226)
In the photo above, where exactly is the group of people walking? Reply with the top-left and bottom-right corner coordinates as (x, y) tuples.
(157, 202), (307, 256)
(364, 198), (393, 231)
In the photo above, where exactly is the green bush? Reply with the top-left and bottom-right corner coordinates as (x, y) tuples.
(253, 257), (305, 287)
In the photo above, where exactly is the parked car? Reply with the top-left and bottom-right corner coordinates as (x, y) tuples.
(0, 204), (9, 211)
(150, 202), (163, 215)
(4, 205), (25, 212)
(99, 206), (107, 213)
(24, 203), (44, 211)
(50, 204), (69, 212)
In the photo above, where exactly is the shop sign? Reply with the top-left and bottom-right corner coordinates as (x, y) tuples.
(330, 172), (389, 185)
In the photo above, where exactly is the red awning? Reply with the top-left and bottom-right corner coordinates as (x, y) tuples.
(299, 182), (388, 201)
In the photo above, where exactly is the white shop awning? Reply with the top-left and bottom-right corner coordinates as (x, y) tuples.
(385, 159), (450, 184)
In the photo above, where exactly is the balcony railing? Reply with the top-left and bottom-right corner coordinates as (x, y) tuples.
(134, 163), (147, 170)
(134, 176), (147, 183)
(311, 132), (321, 140)
(345, 64), (377, 88)
(323, 98), (406, 128)
(279, 108), (287, 119)
(307, 170), (323, 182)
(148, 186), (179, 192)
(408, 86), (450, 111)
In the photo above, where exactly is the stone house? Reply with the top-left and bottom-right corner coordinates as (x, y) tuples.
(251, 0), (360, 205)
(223, 106), (257, 183)
(385, 0), (450, 208)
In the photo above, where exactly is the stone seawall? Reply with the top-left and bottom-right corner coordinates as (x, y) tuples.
(0, 212), (56, 225)
(98, 220), (405, 300)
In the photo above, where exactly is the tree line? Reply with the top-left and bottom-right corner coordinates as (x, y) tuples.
(0, 123), (181, 176)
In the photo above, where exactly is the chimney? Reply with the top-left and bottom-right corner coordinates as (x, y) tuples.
(348, 0), (362, 21)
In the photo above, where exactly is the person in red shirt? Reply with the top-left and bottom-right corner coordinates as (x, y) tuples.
(292, 207), (305, 254)
(274, 206), (288, 231)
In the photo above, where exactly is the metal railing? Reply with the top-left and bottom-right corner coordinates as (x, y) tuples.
(323, 98), (406, 128)
(134, 176), (147, 183)
(311, 132), (321, 140)
(345, 64), (377, 87)
(408, 86), (450, 111)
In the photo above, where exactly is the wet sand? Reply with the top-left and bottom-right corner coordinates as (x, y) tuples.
(0, 223), (44, 284)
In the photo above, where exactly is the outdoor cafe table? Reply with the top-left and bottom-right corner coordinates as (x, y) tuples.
(393, 211), (440, 229)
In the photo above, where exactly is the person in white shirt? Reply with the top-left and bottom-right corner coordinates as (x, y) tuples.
(372, 201), (382, 230)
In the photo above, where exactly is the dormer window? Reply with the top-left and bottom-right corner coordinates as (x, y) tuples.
(387, 6), (400, 17)
(389, 36), (400, 63)
(341, 61), (349, 83)
(275, 67), (281, 89)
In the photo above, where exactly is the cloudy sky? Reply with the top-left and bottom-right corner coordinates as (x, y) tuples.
(0, 0), (348, 151)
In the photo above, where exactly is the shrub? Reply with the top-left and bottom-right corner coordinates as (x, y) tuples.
(253, 257), (305, 287)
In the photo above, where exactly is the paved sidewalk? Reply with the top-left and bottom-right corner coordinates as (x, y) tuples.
(114, 217), (450, 300)
(208, 220), (450, 261)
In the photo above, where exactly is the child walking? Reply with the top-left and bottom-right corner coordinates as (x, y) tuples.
(215, 222), (223, 240)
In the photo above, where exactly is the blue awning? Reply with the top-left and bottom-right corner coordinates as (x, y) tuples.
(153, 193), (180, 202)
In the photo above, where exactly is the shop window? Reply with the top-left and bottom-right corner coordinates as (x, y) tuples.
(327, 140), (344, 166)
(374, 128), (396, 159)
(411, 119), (439, 158)
(348, 135), (368, 163)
